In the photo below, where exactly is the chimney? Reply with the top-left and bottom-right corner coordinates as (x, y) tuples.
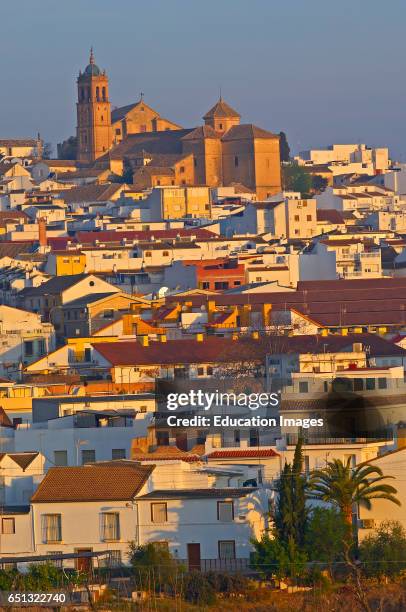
(196, 333), (204, 342)
(138, 335), (149, 347)
(159, 334), (167, 343)
(38, 217), (47, 248)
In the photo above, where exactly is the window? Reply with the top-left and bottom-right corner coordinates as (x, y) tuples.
(100, 512), (120, 541)
(115, 128), (121, 136)
(207, 366), (213, 376)
(145, 251), (152, 257)
(24, 341), (34, 357)
(217, 501), (234, 522)
(140, 124), (147, 132)
(81, 449), (96, 464)
(201, 282), (210, 290)
(218, 540), (235, 559)
(102, 309), (114, 319)
(2, 518), (15, 534)
(378, 377), (387, 389)
(151, 502), (167, 523)
(179, 166), (185, 173)
(353, 378), (363, 392)
(294, 215), (300, 221)
(306, 215), (312, 221)
(299, 381), (309, 393)
(162, 251), (169, 256)
(84, 347), (91, 362)
(112, 448), (126, 460)
(249, 428), (259, 447)
(100, 550), (122, 567)
(197, 367), (205, 376)
(234, 156), (239, 167)
(366, 378), (376, 390)
(234, 430), (240, 444)
(219, 123), (223, 130)
(42, 514), (62, 543)
(54, 450), (68, 467)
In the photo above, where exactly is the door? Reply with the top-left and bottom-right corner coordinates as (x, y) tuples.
(75, 548), (93, 573)
(187, 543), (201, 571)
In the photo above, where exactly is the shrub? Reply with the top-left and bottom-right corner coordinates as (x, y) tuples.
(128, 542), (183, 592)
(183, 571), (216, 605)
(359, 520), (406, 579)
(205, 571), (248, 595)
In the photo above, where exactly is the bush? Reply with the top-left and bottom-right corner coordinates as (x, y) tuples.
(128, 542), (183, 592)
(359, 520), (406, 579)
(251, 534), (308, 581)
(305, 507), (350, 575)
(183, 571), (216, 605)
(23, 563), (62, 591)
(205, 571), (248, 595)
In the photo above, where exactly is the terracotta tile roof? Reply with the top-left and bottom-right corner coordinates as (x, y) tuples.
(0, 139), (37, 147)
(137, 488), (257, 500)
(316, 210), (345, 224)
(203, 99), (241, 119)
(166, 278), (406, 329)
(222, 124), (278, 141)
(182, 125), (222, 140)
(58, 184), (124, 204)
(207, 449), (279, 459)
(31, 463), (154, 503)
(132, 446), (201, 463)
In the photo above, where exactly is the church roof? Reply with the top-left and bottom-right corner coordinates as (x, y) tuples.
(111, 102), (139, 123)
(107, 129), (194, 160)
(203, 98), (240, 120)
(221, 124), (278, 141)
(182, 125), (222, 140)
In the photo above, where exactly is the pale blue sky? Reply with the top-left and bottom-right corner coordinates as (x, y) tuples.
(1, 0), (405, 158)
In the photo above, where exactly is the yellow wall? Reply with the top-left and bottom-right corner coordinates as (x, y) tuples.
(56, 253), (86, 276)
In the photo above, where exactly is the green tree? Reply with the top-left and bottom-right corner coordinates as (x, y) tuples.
(279, 131), (291, 162)
(128, 542), (182, 592)
(282, 162), (312, 195)
(312, 174), (328, 192)
(250, 533), (307, 580)
(274, 437), (307, 547)
(308, 458), (400, 527)
(305, 507), (350, 576)
(359, 520), (406, 579)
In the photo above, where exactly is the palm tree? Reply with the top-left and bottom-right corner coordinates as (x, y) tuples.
(308, 458), (400, 526)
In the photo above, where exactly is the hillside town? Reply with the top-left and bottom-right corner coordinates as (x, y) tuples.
(0, 49), (405, 607)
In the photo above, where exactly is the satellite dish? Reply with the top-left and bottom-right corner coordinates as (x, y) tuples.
(157, 286), (169, 298)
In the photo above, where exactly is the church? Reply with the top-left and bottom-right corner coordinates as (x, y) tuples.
(75, 50), (282, 199)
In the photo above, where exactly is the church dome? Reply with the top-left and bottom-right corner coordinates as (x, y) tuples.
(84, 63), (101, 76)
(82, 48), (102, 77)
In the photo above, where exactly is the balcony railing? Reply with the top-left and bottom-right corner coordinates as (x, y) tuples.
(179, 558), (250, 573)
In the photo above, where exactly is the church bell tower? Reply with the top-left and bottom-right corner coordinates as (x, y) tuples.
(76, 49), (112, 163)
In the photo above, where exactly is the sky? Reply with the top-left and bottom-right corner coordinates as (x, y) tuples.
(1, 0), (405, 159)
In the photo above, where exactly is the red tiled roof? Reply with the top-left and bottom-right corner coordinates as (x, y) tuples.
(92, 332), (404, 366)
(207, 449), (279, 459)
(165, 278), (406, 329)
(316, 209), (345, 224)
(31, 463), (154, 503)
(47, 228), (216, 251)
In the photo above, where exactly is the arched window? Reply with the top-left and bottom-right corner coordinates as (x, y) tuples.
(102, 87), (107, 101)
(96, 87), (100, 101)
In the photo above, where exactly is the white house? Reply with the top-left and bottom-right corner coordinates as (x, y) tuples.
(0, 305), (55, 379)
